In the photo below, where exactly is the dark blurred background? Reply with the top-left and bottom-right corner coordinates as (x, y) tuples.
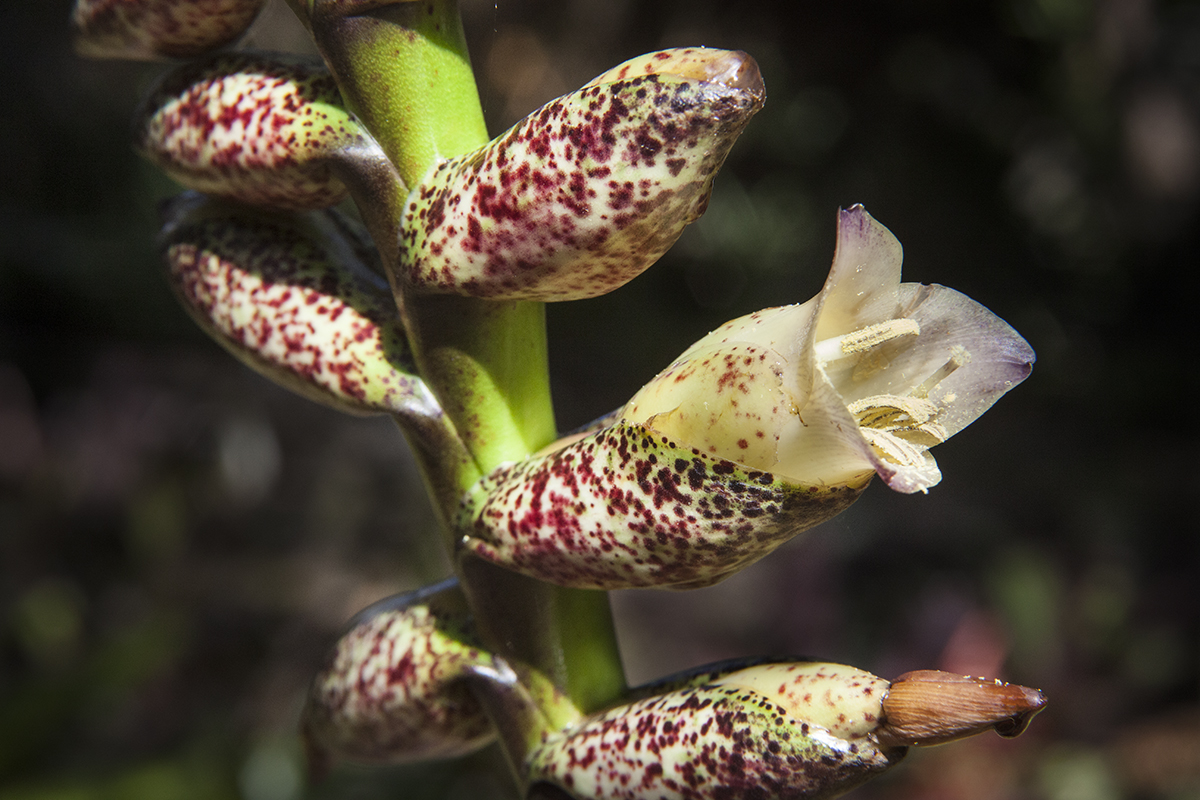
(2, 0), (1198, 798)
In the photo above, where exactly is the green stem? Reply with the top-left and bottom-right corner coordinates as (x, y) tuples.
(306, 0), (488, 187)
(401, 295), (555, 478)
(302, 0), (626, 731)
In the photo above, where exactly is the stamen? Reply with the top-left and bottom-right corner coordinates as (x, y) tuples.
(860, 428), (930, 467)
(847, 395), (939, 427)
(913, 346), (970, 398)
(813, 319), (921, 364)
(849, 394), (948, 465)
(902, 420), (948, 447)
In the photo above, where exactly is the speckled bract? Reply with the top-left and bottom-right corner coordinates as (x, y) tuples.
(458, 421), (867, 590)
(138, 53), (372, 209)
(303, 582), (496, 767)
(526, 682), (904, 800)
(160, 195), (427, 416)
(399, 48), (764, 301)
(73, 0), (266, 60)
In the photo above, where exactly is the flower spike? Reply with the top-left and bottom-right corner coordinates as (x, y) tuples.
(302, 580), (496, 775)
(399, 47), (765, 301)
(457, 207), (1033, 589)
(137, 53), (390, 210)
(160, 193), (438, 420)
(72, 0), (266, 61)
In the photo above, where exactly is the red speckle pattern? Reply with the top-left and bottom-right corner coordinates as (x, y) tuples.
(73, 0), (266, 60)
(457, 421), (864, 590)
(303, 584), (494, 765)
(139, 54), (369, 209)
(161, 195), (426, 416)
(399, 51), (763, 301)
(526, 682), (902, 799)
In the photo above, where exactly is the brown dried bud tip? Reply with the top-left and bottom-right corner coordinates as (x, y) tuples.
(877, 670), (1047, 747)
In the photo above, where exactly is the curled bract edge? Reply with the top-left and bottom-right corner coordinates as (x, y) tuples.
(525, 661), (1045, 800)
(399, 47), (765, 301)
(72, 0), (267, 60)
(137, 53), (387, 210)
(301, 579), (496, 776)
(160, 192), (437, 419)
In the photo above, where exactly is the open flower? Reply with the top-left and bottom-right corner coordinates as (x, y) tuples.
(624, 204), (1035, 494)
(457, 206), (1033, 589)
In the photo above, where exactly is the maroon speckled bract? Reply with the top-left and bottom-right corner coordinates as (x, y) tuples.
(525, 682), (904, 800)
(457, 420), (867, 590)
(138, 53), (374, 209)
(302, 581), (496, 769)
(160, 194), (432, 417)
(399, 48), (764, 301)
(73, 0), (266, 60)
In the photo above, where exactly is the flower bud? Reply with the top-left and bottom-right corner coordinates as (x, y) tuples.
(160, 193), (435, 418)
(399, 48), (764, 301)
(137, 53), (381, 210)
(524, 660), (1045, 800)
(73, 0), (266, 60)
(302, 580), (496, 773)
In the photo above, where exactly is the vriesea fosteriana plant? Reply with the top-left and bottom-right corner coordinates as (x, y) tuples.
(457, 206), (1034, 589)
(72, 0), (1047, 796)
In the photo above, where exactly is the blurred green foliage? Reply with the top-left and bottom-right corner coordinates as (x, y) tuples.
(2, 0), (1198, 798)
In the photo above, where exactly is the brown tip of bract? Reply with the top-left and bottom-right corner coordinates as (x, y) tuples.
(877, 670), (1047, 747)
(702, 50), (765, 100)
